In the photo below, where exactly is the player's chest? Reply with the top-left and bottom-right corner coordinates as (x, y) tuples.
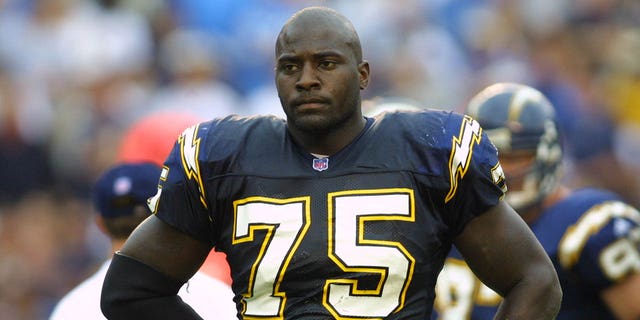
(213, 171), (448, 270)
(215, 173), (446, 319)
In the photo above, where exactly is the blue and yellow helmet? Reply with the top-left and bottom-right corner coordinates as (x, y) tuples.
(466, 82), (563, 210)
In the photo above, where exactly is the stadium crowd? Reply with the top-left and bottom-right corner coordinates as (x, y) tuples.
(0, 0), (638, 318)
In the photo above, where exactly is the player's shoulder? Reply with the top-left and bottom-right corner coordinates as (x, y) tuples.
(195, 114), (285, 138)
(374, 108), (464, 132)
(180, 114), (286, 157)
(568, 187), (622, 203)
(557, 187), (640, 270)
(370, 108), (503, 200)
(549, 187), (638, 230)
(553, 188), (636, 222)
(570, 188), (639, 225)
(373, 108), (483, 149)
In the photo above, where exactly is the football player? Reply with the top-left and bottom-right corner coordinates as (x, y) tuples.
(101, 7), (561, 319)
(433, 83), (640, 320)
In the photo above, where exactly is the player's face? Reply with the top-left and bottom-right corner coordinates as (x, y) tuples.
(275, 26), (367, 134)
(499, 150), (536, 194)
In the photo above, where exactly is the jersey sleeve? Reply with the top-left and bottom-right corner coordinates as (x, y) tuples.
(148, 122), (216, 245)
(440, 112), (507, 236)
(559, 200), (640, 290)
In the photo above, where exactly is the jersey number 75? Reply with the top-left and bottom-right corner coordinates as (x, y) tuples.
(233, 189), (416, 320)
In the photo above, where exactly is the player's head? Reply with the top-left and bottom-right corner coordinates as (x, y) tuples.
(92, 162), (161, 240)
(466, 82), (563, 211)
(275, 6), (369, 134)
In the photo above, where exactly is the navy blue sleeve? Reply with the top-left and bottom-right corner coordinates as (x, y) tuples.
(439, 112), (507, 236)
(149, 121), (216, 245)
(558, 199), (640, 290)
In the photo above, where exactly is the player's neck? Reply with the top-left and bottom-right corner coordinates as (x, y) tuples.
(522, 185), (570, 224)
(290, 115), (367, 156)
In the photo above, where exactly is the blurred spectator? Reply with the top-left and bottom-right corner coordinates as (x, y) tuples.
(144, 29), (243, 119)
(0, 192), (95, 320)
(601, 27), (640, 206)
(0, 62), (54, 204)
(0, 0), (155, 196)
(48, 162), (235, 319)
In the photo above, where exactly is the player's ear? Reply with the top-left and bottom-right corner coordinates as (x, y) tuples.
(358, 61), (370, 90)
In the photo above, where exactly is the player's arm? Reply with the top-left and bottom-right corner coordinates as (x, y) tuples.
(453, 200), (562, 320)
(100, 214), (212, 320)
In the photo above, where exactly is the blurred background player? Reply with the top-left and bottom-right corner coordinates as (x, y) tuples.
(49, 162), (236, 319)
(433, 83), (640, 320)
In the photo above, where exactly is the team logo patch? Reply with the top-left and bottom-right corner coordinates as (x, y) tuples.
(312, 158), (329, 171)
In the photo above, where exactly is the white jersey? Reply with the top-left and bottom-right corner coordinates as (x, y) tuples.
(49, 259), (237, 320)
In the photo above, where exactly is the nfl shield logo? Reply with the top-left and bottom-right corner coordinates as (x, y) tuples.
(312, 158), (329, 171)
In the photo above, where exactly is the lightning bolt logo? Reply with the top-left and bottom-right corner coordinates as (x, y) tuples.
(445, 116), (482, 203)
(179, 124), (208, 209)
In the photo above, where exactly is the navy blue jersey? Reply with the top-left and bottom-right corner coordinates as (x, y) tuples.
(149, 110), (506, 319)
(433, 188), (640, 320)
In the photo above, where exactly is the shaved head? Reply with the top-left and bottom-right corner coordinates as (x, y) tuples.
(276, 6), (363, 62)
(274, 6), (369, 152)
